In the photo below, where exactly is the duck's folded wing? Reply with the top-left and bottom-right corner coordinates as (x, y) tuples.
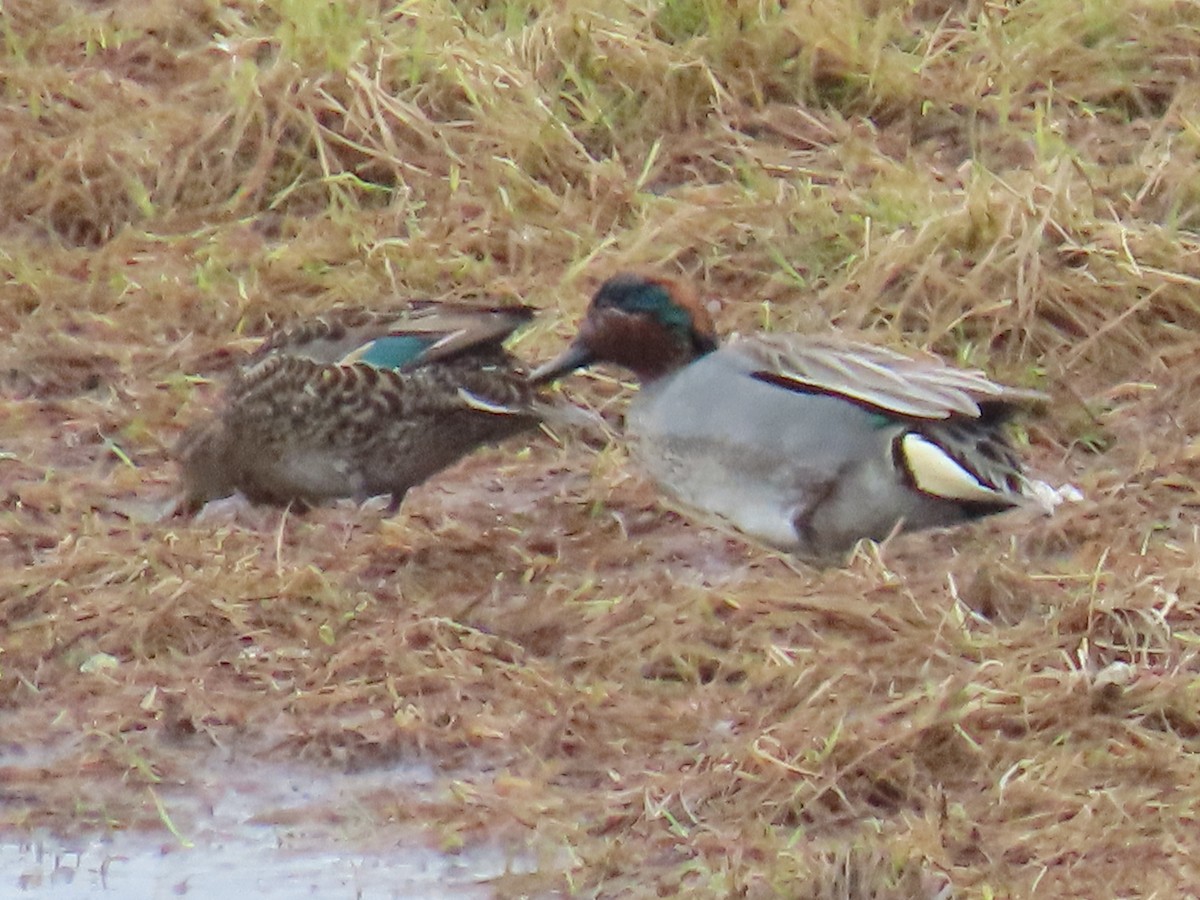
(351, 304), (535, 369)
(250, 304), (534, 370)
(735, 334), (1047, 420)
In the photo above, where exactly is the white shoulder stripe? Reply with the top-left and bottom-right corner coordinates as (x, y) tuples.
(899, 433), (1008, 504)
(337, 339), (376, 365)
(455, 387), (519, 415)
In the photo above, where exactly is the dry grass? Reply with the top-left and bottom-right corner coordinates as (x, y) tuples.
(4, 0), (1200, 896)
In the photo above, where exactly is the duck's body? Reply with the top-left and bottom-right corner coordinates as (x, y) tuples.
(533, 273), (1047, 560)
(625, 334), (1041, 558)
(177, 304), (539, 512)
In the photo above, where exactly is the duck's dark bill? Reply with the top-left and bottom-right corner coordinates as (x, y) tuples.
(529, 342), (596, 383)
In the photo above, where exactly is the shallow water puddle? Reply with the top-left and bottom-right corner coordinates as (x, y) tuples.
(3, 837), (512, 898)
(3, 758), (533, 898)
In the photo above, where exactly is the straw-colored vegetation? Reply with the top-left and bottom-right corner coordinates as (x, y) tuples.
(4, 0), (1200, 895)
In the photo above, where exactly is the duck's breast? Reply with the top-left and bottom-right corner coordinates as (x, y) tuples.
(627, 348), (896, 550)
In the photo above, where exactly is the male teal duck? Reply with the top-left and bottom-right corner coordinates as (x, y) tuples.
(177, 303), (540, 513)
(532, 273), (1049, 561)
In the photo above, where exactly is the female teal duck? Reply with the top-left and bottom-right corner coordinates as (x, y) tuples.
(532, 273), (1049, 560)
(177, 303), (539, 513)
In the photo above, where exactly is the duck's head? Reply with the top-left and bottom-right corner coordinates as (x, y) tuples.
(532, 273), (718, 384)
(174, 418), (239, 513)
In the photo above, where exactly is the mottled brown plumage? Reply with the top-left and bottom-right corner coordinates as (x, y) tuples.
(177, 304), (539, 513)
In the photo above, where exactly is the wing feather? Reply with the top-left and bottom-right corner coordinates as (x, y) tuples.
(251, 304), (534, 370)
(735, 334), (1046, 420)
